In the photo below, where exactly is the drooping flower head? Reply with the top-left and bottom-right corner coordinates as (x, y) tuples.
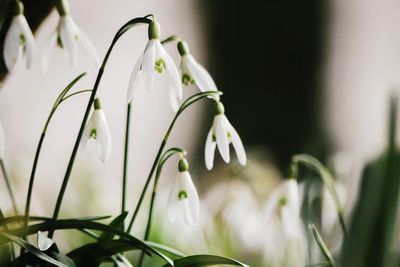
(127, 19), (182, 111)
(42, 0), (99, 72)
(37, 231), (54, 251)
(168, 158), (200, 225)
(177, 41), (217, 92)
(205, 101), (246, 170)
(80, 97), (112, 162)
(3, 1), (35, 72)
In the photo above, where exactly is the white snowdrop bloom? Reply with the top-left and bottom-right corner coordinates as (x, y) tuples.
(263, 179), (306, 267)
(127, 20), (182, 111)
(80, 98), (112, 162)
(168, 158), (200, 225)
(204, 101), (246, 170)
(37, 231), (54, 251)
(3, 2), (35, 72)
(42, 1), (99, 72)
(177, 41), (217, 92)
(0, 122), (4, 159)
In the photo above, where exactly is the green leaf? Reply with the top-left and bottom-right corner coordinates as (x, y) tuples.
(99, 212), (128, 242)
(0, 215), (110, 227)
(309, 224), (337, 267)
(67, 239), (147, 266)
(0, 219), (173, 266)
(341, 97), (400, 267)
(146, 241), (186, 258)
(0, 232), (69, 267)
(162, 254), (249, 267)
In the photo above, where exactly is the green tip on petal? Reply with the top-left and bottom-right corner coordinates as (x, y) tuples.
(278, 197), (288, 207)
(155, 59), (166, 73)
(178, 158), (189, 172)
(178, 190), (188, 200)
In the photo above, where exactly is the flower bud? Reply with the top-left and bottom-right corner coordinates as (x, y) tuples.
(148, 20), (161, 39)
(177, 41), (190, 56)
(178, 158), (189, 172)
(214, 101), (225, 115)
(94, 98), (102, 110)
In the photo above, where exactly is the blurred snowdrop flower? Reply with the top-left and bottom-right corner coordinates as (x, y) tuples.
(3, 1), (35, 72)
(263, 179), (306, 267)
(205, 101), (246, 170)
(177, 41), (217, 92)
(0, 122), (4, 159)
(42, 0), (99, 72)
(168, 158), (200, 225)
(80, 98), (112, 162)
(37, 231), (54, 251)
(127, 20), (182, 111)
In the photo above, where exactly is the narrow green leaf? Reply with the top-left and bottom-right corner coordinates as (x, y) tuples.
(0, 215), (110, 227)
(162, 254), (249, 267)
(0, 232), (68, 267)
(99, 212), (128, 242)
(146, 241), (186, 258)
(309, 224), (337, 267)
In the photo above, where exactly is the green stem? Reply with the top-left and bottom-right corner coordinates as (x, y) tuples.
(22, 74), (88, 242)
(122, 103), (132, 216)
(47, 17), (151, 238)
(138, 148), (184, 267)
(126, 90), (221, 233)
(0, 160), (18, 215)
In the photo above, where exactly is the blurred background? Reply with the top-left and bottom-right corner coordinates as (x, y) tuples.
(1, 0), (400, 266)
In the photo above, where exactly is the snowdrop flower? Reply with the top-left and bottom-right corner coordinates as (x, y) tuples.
(205, 101), (246, 170)
(42, 0), (99, 72)
(3, 1), (35, 72)
(80, 98), (112, 162)
(0, 122), (4, 159)
(263, 179), (306, 267)
(177, 41), (217, 92)
(127, 20), (182, 111)
(37, 231), (54, 251)
(168, 158), (200, 225)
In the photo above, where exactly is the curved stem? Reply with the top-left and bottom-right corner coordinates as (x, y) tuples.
(48, 17), (152, 238)
(122, 102), (132, 216)
(22, 74), (88, 241)
(126, 91), (221, 233)
(161, 35), (181, 45)
(0, 159), (18, 215)
(137, 148), (184, 267)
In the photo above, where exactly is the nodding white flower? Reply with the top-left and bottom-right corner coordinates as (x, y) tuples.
(3, 2), (35, 72)
(42, 1), (99, 72)
(37, 231), (54, 251)
(204, 101), (246, 170)
(0, 122), (4, 159)
(263, 179), (306, 267)
(177, 41), (217, 92)
(80, 98), (112, 162)
(127, 20), (182, 111)
(168, 158), (200, 225)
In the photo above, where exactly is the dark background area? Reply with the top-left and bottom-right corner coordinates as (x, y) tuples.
(204, 0), (330, 171)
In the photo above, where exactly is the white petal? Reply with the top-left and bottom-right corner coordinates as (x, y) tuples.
(37, 231), (54, 251)
(3, 16), (21, 72)
(214, 115), (230, 163)
(78, 29), (100, 68)
(180, 199), (193, 225)
(167, 176), (181, 223)
(94, 110), (112, 162)
(182, 171), (200, 221)
(0, 122), (4, 159)
(186, 55), (217, 92)
(225, 117), (246, 165)
(127, 55), (143, 103)
(17, 15), (35, 69)
(168, 83), (180, 112)
(156, 41), (182, 102)
(79, 112), (95, 158)
(59, 16), (79, 66)
(41, 31), (57, 73)
(204, 128), (216, 170)
(142, 40), (156, 92)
